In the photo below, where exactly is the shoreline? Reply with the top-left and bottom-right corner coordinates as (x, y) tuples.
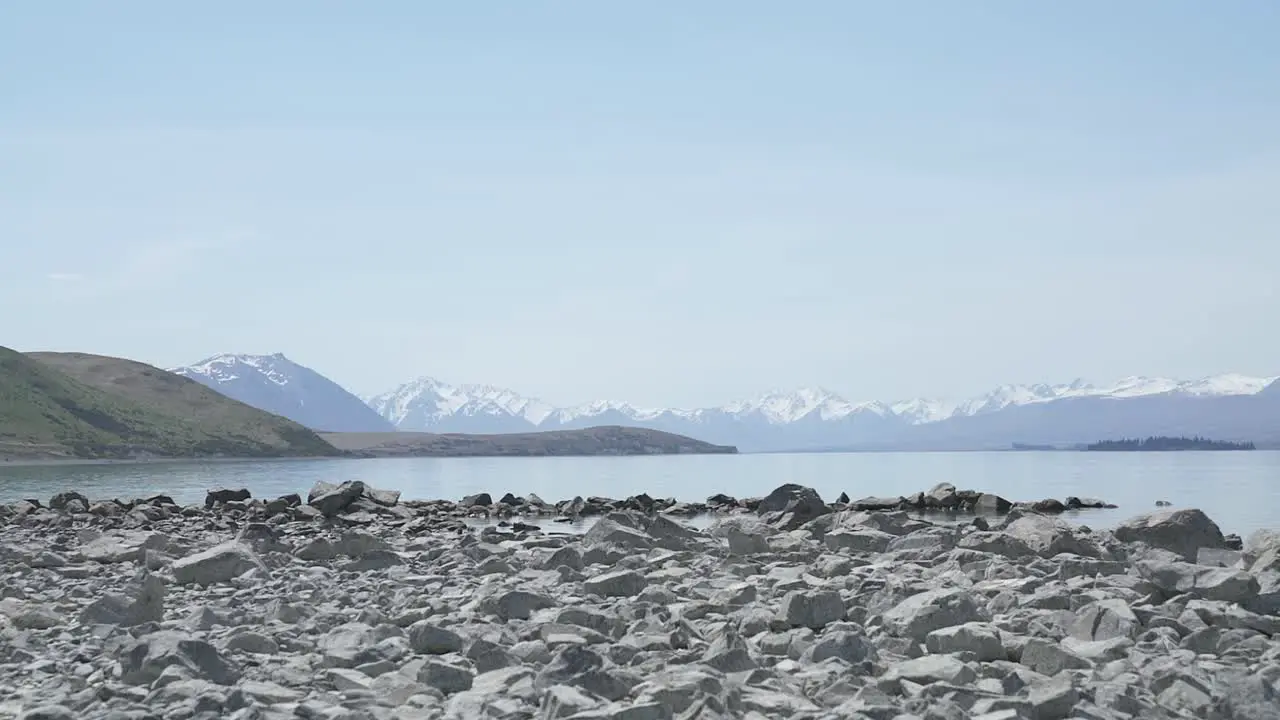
(0, 480), (1276, 718)
(0, 451), (750, 469)
(9, 447), (1280, 467)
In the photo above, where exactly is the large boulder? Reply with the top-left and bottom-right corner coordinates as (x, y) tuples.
(1136, 559), (1260, 604)
(120, 631), (240, 686)
(1003, 513), (1097, 558)
(708, 516), (775, 555)
(757, 484), (830, 529)
(49, 491), (90, 512)
(79, 573), (165, 626)
(171, 542), (265, 586)
(308, 481), (367, 517)
(924, 482), (960, 509)
(777, 590), (846, 629)
(1069, 599), (1140, 642)
(1113, 508), (1227, 562)
(584, 570), (646, 598)
(582, 515), (653, 550)
(205, 488), (251, 508)
(974, 493), (1012, 514)
(81, 531), (169, 564)
(925, 622), (1005, 661)
(881, 588), (987, 642)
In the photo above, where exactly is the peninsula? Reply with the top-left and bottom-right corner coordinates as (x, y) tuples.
(319, 426), (738, 458)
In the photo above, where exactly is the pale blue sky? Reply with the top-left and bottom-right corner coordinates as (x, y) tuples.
(3, 2), (1278, 407)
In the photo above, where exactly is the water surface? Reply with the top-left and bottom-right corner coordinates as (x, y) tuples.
(1, 451), (1276, 535)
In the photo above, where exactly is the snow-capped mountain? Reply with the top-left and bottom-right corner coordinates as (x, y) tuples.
(366, 377), (555, 435)
(173, 353), (1280, 451)
(171, 353), (394, 433)
(368, 372), (1279, 450)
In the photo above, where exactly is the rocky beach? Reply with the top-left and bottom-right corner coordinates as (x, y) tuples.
(0, 482), (1278, 720)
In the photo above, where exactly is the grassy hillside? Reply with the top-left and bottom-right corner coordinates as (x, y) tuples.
(0, 348), (338, 459)
(321, 425), (739, 457)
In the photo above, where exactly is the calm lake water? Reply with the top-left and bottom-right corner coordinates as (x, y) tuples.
(1, 451), (1277, 536)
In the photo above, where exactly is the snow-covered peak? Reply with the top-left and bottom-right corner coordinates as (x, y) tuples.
(890, 397), (960, 424)
(906, 373), (1278, 424)
(955, 382), (1077, 417)
(368, 376), (555, 427)
(174, 352), (296, 387)
(719, 387), (890, 423)
(1174, 373), (1278, 397)
(171, 352), (393, 433)
(368, 369), (1279, 436)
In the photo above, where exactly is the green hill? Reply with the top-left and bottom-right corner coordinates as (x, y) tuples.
(1, 347), (339, 460)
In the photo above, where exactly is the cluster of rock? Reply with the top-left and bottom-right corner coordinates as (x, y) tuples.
(838, 484), (1118, 517)
(0, 481), (1277, 719)
(18, 482), (1119, 531)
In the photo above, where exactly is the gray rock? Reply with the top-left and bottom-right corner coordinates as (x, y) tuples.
(342, 548), (405, 572)
(205, 488), (251, 508)
(0, 482), (1274, 720)
(1069, 599), (1140, 642)
(1027, 677), (1080, 720)
(78, 572), (165, 626)
(120, 631), (240, 686)
(777, 589), (846, 629)
(800, 630), (878, 665)
(490, 589), (558, 620)
(81, 531), (165, 563)
(757, 483), (831, 528)
(171, 541), (264, 585)
(1114, 508), (1227, 562)
(18, 707), (76, 720)
(320, 622), (378, 668)
(1136, 559), (1260, 603)
(543, 685), (603, 717)
(583, 516), (654, 550)
(408, 621), (464, 654)
(584, 570), (646, 598)
(418, 659), (474, 694)
(925, 622), (1005, 661)
(882, 654), (977, 687)
(308, 480), (367, 516)
(1020, 638), (1091, 676)
(882, 588), (986, 641)
(825, 529), (894, 554)
(1003, 514), (1094, 558)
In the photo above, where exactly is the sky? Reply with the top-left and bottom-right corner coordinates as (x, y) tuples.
(3, 2), (1279, 408)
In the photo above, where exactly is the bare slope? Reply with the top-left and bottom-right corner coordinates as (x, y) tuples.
(0, 349), (338, 459)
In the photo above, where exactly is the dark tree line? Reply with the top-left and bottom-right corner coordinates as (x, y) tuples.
(1085, 436), (1255, 452)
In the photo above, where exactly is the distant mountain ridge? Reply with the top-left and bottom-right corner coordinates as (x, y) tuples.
(172, 353), (394, 433)
(368, 372), (1278, 448)
(172, 352), (1279, 452)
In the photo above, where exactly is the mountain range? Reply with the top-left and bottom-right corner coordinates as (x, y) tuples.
(171, 354), (1280, 452)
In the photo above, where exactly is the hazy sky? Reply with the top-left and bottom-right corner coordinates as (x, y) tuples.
(3, 2), (1278, 407)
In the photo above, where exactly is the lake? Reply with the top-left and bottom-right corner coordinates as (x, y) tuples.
(1, 451), (1277, 536)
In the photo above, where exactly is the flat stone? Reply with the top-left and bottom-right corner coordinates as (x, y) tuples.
(171, 542), (264, 585)
(882, 588), (986, 642)
(584, 570), (646, 598)
(778, 589), (846, 629)
(925, 622), (1005, 661)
